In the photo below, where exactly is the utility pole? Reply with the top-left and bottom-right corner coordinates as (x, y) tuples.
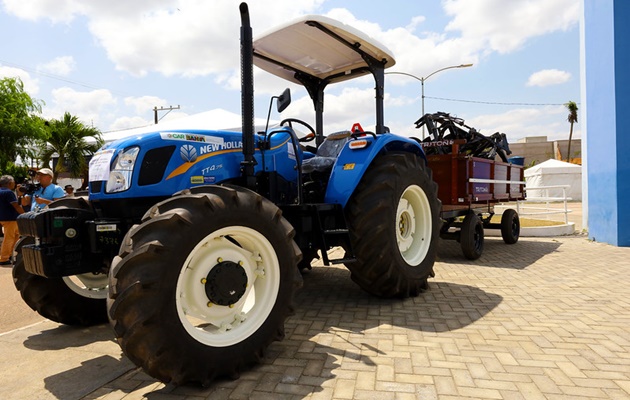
(385, 64), (473, 139)
(153, 105), (181, 124)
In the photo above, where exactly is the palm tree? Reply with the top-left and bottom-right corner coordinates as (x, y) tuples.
(565, 101), (578, 163)
(39, 112), (104, 184)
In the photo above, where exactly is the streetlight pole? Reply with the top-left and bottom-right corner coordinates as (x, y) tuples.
(386, 63), (473, 138)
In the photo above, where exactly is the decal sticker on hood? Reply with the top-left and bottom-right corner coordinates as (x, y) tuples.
(160, 132), (225, 144)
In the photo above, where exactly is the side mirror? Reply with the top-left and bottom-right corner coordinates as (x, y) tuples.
(277, 88), (291, 113)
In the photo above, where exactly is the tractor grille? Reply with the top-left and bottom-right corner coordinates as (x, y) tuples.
(90, 181), (103, 194)
(138, 145), (176, 186)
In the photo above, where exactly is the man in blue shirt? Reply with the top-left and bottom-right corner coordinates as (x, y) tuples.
(23, 168), (66, 212)
(0, 175), (25, 266)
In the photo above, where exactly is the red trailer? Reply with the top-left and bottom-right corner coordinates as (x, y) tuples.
(426, 141), (525, 259)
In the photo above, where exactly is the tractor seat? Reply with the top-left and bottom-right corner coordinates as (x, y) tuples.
(301, 131), (351, 173)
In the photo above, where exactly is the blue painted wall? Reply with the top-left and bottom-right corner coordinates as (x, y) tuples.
(583, 0), (630, 246)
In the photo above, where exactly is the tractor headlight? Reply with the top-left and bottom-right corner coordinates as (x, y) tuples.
(106, 146), (139, 193)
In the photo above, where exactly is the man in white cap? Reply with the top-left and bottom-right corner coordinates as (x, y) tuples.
(64, 184), (75, 197)
(22, 168), (66, 212)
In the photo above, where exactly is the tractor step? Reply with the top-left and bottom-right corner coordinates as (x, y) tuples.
(322, 229), (356, 263)
(329, 257), (356, 265)
(315, 206), (356, 265)
(323, 228), (349, 235)
(280, 203), (357, 266)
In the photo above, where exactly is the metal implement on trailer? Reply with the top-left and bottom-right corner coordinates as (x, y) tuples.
(412, 112), (525, 260)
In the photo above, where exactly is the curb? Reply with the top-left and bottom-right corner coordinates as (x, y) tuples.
(486, 222), (575, 237)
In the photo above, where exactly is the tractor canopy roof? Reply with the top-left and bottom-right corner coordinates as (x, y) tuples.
(253, 15), (396, 85)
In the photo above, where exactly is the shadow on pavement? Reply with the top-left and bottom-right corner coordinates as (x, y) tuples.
(437, 237), (562, 269)
(161, 265), (502, 398)
(23, 262), (502, 399)
(44, 355), (135, 400)
(23, 323), (115, 351)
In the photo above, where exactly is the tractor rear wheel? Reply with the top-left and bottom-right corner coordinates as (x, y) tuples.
(345, 153), (440, 298)
(12, 198), (109, 326)
(107, 185), (301, 386)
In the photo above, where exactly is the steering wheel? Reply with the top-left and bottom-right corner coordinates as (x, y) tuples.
(280, 118), (316, 143)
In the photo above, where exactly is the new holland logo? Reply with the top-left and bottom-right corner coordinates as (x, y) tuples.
(180, 144), (198, 162)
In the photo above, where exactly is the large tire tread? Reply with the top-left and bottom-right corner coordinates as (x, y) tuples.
(108, 185), (301, 385)
(12, 233), (108, 326)
(345, 153), (440, 298)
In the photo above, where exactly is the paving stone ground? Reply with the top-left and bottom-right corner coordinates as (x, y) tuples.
(74, 234), (630, 399)
(1, 226), (628, 399)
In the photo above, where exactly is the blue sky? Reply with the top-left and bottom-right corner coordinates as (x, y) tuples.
(0, 0), (580, 144)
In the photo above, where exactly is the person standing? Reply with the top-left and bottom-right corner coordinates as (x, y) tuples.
(0, 175), (24, 266)
(21, 168), (66, 212)
(64, 185), (75, 197)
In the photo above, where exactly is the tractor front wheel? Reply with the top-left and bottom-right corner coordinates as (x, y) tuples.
(107, 185), (301, 385)
(12, 197), (109, 326)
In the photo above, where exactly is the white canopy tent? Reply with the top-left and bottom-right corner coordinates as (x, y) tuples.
(524, 159), (582, 201)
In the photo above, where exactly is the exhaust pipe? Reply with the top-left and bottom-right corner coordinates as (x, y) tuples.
(239, 2), (257, 190)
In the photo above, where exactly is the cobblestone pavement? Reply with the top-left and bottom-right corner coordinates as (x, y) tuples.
(81, 236), (630, 400)
(72, 234), (629, 400)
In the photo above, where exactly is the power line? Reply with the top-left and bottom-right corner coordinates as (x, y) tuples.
(4, 59), (579, 109)
(0, 59), (136, 97)
(424, 95), (579, 107)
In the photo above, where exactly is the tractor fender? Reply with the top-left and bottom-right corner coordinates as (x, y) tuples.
(324, 134), (427, 207)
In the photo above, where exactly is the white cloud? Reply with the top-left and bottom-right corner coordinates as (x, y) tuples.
(2, 1), (580, 142)
(3, 0), (326, 78)
(443, 0), (580, 54)
(1, 0), (87, 23)
(465, 106), (578, 142)
(45, 87), (117, 127)
(285, 86), (417, 134)
(527, 69), (571, 87)
(124, 95), (168, 115)
(3, 0), (479, 82)
(406, 15), (427, 32)
(0, 66), (40, 95)
(108, 115), (153, 132)
(37, 56), (76, 76)
(323, 8), (478, 84)
(2, 1), (577, 87)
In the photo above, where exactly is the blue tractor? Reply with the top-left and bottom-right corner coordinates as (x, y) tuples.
(14, 3), (440, 385)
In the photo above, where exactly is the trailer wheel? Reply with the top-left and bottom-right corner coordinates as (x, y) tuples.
(345, 153), (440, 298)
(500, 209), (520, 244)
(108, 185), (301, 385)
(12, 197), (109, 326)
(460, 212), (484, 260)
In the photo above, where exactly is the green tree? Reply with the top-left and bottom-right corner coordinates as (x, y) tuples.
(39, 112), (104, 184)
(0, 77), (47, 172)
(565, 101), (578, 163)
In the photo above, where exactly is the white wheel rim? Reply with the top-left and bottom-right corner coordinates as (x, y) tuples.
(396, 184), (432, 265)
(62, 273), (109, 299)
(175, 226), (280, 347)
